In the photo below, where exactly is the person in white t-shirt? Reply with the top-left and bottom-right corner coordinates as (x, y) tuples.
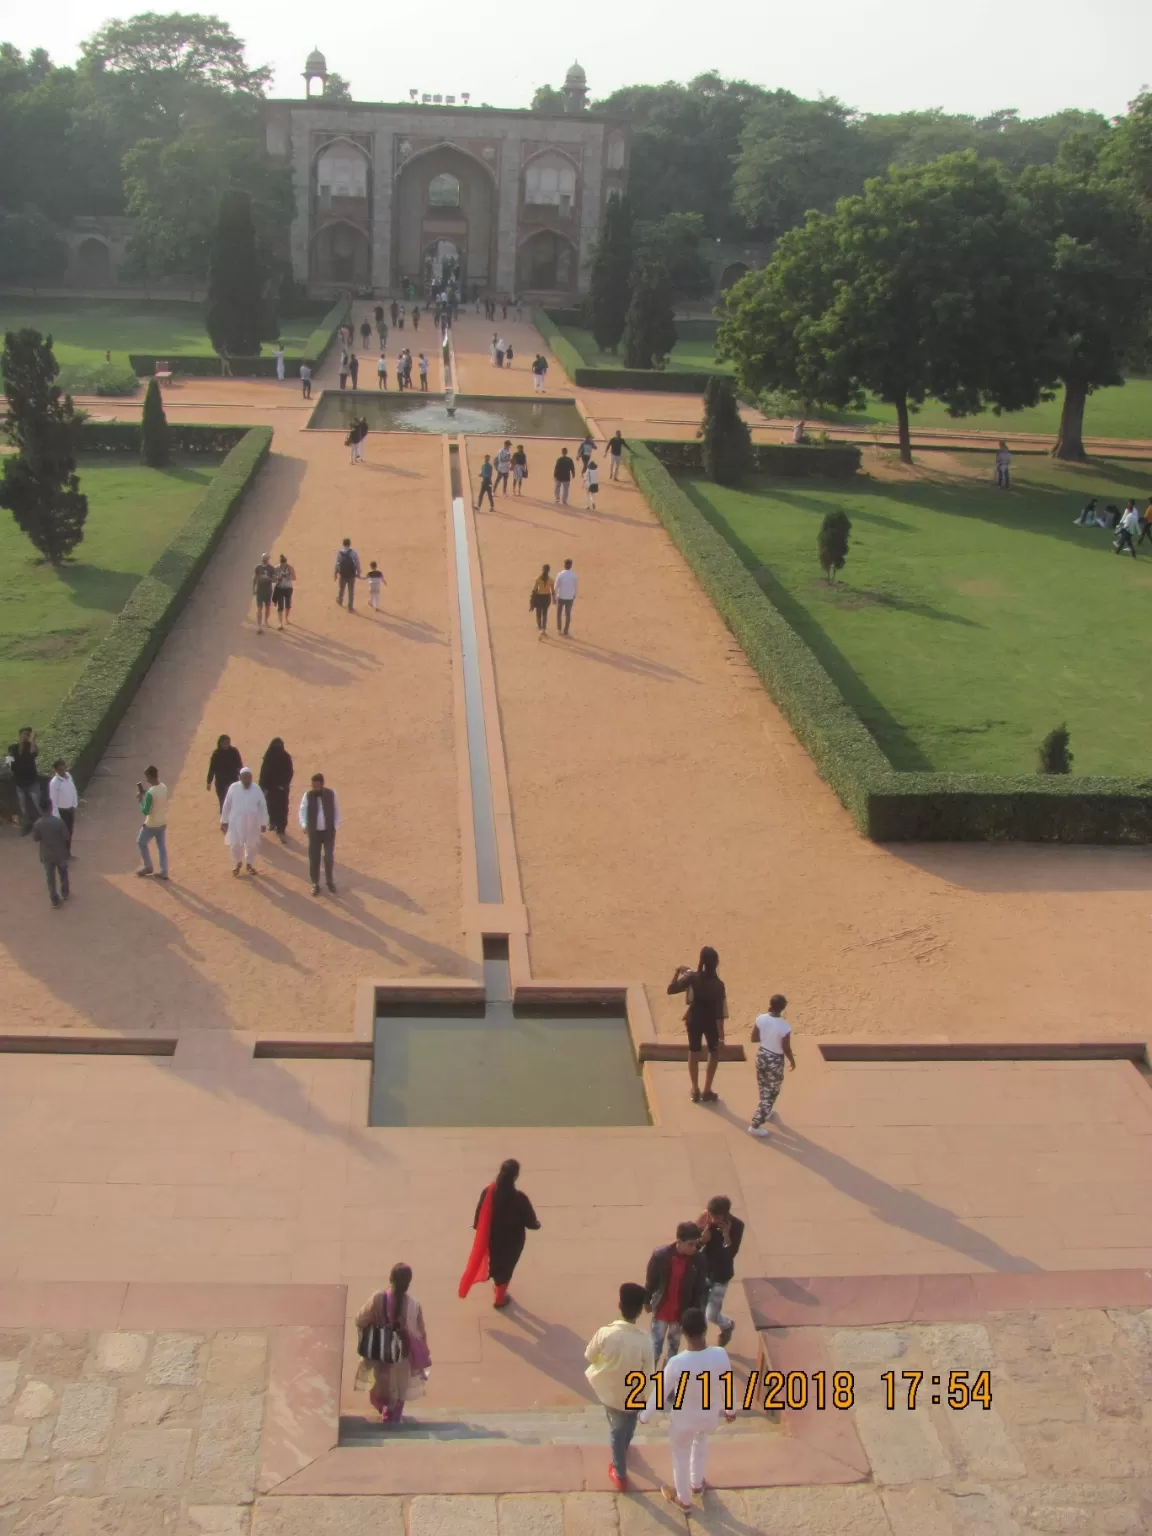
(553, 559), (578, 636)
(748, 993), (796, 1136)
(639, 1306), (735, 1512)
(48, 758), (79, 852)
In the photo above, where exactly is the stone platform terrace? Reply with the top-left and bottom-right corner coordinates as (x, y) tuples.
(0, 306), (1150, 1530)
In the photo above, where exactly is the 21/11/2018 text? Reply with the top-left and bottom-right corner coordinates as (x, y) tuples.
(623, 1369), (993, 1412)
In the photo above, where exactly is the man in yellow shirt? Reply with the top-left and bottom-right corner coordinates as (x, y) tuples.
(584, 1283), (654, 1492)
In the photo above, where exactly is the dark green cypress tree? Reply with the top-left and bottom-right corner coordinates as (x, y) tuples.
(817, 509), (852, 582)
(1037, 724), (1072, 774)
(622, 261), (677, 370)
(587, 193), (634, 353)
(0, 328), (87, 565)
(205, 190), (268, 363)
(140, 376), (170, 467)
(700, 376), (753, 486)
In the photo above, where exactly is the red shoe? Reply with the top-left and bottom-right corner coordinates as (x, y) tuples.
(608, 1465), (627, 1492)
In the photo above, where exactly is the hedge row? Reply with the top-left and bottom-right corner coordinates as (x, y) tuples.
(628, 441), (1152, 842)
(535, 308), (715, 393)
(39, 426), (273, 792)
(650, 439), (862, 478)
(129, 297), (352, 379)
(79, 422), (249, 456)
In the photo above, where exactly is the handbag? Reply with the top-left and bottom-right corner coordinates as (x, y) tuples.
(357, 1296), (409, 1364)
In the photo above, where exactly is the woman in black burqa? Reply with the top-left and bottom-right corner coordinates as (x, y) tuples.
(459, 1158), (540, 1309)
(258, 737), (294, 842)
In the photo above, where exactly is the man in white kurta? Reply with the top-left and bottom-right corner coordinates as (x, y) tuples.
(220, 768), (268, 875)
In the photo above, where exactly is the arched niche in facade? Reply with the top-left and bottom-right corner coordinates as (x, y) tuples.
(521, 147), (580, 222)
(516, 228), (578, 292)
(313, 136), (371, 213)
(75, 237), (113, 286)
(394, 143), (497, 292)
(310, 218), (371, 287)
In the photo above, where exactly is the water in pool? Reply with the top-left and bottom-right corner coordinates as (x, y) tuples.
(369, 948), (649, 1128)
(308, 391), (587, 438)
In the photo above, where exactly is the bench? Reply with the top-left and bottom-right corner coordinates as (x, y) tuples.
(153, 360), (173, 385)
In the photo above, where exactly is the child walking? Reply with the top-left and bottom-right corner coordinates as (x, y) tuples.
(366, 561), (386, 612)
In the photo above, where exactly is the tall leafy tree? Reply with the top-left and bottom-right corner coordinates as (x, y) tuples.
(700, 376), (752, 485)
(587, 192), (634, 353)
(734, 95), (870, 238)
(205, 189), (273, 360)
(1018, 167), (1147, 459)
(720, 155), (1055, 462)
(622, 261), (677, 369)
(0, 329), (88, 564)
(140, 375), (169, 467)
(635, 212), (711, 300)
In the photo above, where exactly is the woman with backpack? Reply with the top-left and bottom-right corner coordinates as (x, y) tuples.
(459, 1159), (541, 1308)
(355, 1262), (431, 1423)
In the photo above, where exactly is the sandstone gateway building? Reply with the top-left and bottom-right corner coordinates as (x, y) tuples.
(263, 56), (630, 299)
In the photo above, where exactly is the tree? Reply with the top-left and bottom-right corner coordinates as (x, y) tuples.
(635, 212), (711, 300)
(587, 192), (634, 353)
(322, 72), (352, 103)
(123, 121), (293, 279)
(1037, 723), (1072, 774)
(734, 95), (870, 239)
(597, 73), (773, 238)
(719, 155), (1056, 463)
(205, 189), (274, 361)
(530, 83), (563, 112)
(699, 376), (752, 485)
(1017, 167), (1147, 460)
(622, 261), (677, 369)
(0, 208), (69, 285)
(0, 329), (88, 564)
(818, 509), (851, 582)
(140, 376), (169, 467)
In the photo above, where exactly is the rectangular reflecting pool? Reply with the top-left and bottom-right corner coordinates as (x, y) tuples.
(307, 391), (587, 438)
(369, 945), (649, 1128)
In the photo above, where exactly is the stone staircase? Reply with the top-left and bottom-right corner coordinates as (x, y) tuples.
(340, 1404), (781, 1447)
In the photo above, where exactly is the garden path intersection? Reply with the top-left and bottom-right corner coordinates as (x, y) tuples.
(0, 309), (1151, 1531)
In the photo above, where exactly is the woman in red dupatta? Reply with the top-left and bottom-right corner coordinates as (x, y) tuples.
(459, 1159), (540, 1308)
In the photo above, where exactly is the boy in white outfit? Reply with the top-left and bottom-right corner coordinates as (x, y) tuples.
(583, 457), (599, 511)
(639, 1306), (734, 1511)
(366, 561), (386, 611)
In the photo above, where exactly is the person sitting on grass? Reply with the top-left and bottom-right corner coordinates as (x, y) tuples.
(1074, 498), (1098, 526)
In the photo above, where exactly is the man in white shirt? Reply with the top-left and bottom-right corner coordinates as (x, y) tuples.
(47, 758), (79, 853)
(994, 440), (1011, 489)
(639, 1306), (735, 1512)
(748, 993), (796, 1136)
(220, 767), (268, 877)
(553, 559), (578, 637)
(299, 773), (341, 896)
(584, 1283), (654, 1493)
(1115, 500), (1141, 559)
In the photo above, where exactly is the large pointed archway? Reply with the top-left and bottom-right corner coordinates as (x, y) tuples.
(394, 145), (497, 293)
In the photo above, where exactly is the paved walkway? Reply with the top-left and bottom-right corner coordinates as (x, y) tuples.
(2, 306), (1152, 1524)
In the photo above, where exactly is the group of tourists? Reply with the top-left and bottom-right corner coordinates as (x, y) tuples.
(479, 295), (522, 322)
(489, 334), (514, 368)
(528, 560), (579, 637)
(7, 728), (79, 907)
(374, 350), (428, 391)
(358, 1158), (747, 1511)
(668, 946), (796, 1134)
(476, 441), (529, 505)
(1074, 495), (1152, 556)
(252, 553), (296, 632)
(205, 732), (341, 894)
(333, 537), (385, 613)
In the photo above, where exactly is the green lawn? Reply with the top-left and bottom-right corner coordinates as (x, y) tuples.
(819, 381), (1152, 443)
(558, 320), (734, 376)
(0, 297), (324, 370)
(0, 459), (221, 747)
(685, 456), (1152, 776)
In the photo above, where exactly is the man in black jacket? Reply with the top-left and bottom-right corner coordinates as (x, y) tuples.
(298, 773), (340, 896)
(644, 1221), (710, 1368)
(697, 1196), (745, 1347)
(552, 448), (576, 506)
(6, 727), (42, 833)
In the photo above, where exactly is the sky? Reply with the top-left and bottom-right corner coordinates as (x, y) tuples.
(5, 0), (1150, 121)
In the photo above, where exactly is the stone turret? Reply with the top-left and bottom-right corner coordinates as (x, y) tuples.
(562, 61), (588, 114)
(304, 47), (328, 98)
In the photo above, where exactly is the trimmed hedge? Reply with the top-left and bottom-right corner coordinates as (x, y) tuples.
(38, 426), (272, 792)
(78, 422), (249, 456)
(535, 307), (713, 393)
(129, 297), (352, 379)
(628, 441), (1152, 843)
(650, 439), (862, 478)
